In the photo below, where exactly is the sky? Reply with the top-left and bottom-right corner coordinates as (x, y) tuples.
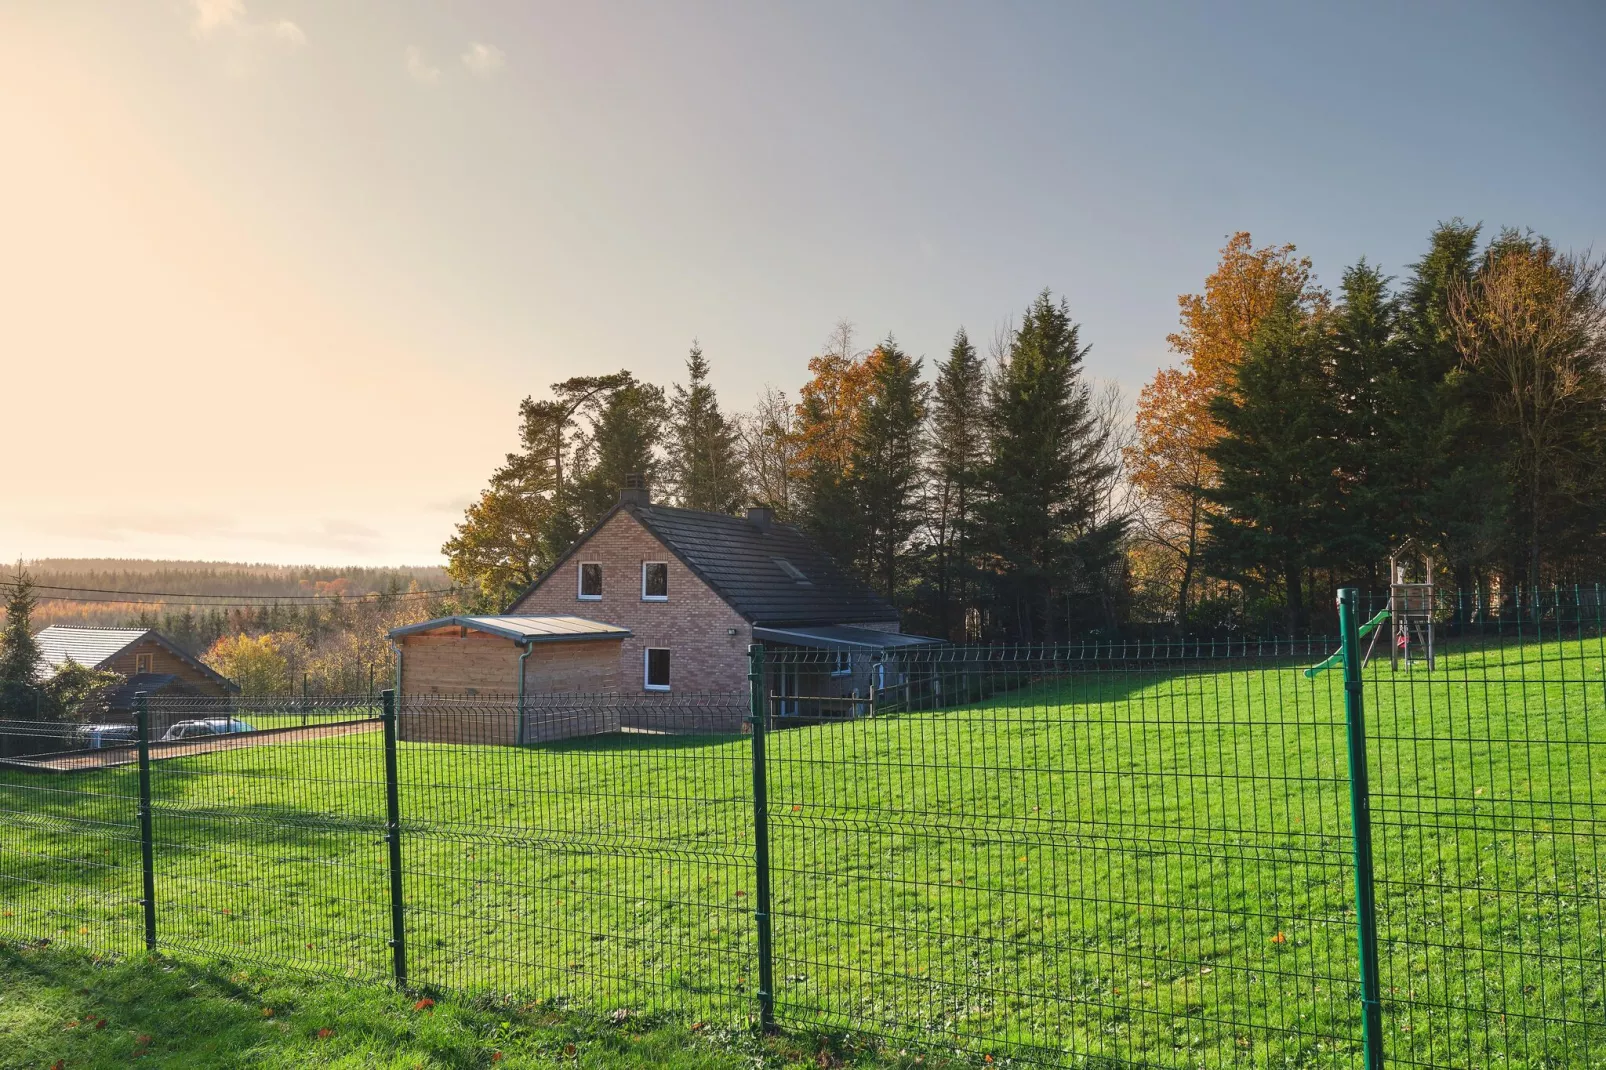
(3, 1), (1603, 567)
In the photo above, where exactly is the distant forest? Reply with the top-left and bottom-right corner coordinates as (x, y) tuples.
(3, 560), (457, 696)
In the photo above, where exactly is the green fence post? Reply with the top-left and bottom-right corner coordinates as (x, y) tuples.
(134, 691), (157, 952)
(1339, 589), (1384, 1069)
(380, 689), (407, 986)
(747, 644), (776, 1032)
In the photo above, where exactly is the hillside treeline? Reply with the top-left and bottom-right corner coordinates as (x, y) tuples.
(448, 221), (1606, 641)
(1, 562), (453, 697)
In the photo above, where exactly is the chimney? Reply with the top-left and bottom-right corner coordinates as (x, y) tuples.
(619, 473), (651, 507)
(746, 505), (774, 532)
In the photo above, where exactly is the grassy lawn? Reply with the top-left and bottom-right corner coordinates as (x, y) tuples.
(0, 944), (926, 1069)
(2, 636), (1602, 1068)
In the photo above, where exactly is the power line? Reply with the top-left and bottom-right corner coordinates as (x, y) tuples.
(23, 583), (460, 601)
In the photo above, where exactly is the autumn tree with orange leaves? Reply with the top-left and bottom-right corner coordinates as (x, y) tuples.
(1125, 233), (1327, 625)
(792, 322), (876, 568)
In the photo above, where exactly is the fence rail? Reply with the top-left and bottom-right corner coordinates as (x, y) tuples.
(1, 596), (1602, 1068)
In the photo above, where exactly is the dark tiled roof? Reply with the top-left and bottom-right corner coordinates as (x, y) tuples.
(630, 504), (898, 626)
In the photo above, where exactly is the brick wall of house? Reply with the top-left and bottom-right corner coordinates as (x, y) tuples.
(102, 637), (232, 697)
(510, 510), (755, 699)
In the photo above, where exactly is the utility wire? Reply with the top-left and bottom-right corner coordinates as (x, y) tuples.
(22, 583), (461, 602)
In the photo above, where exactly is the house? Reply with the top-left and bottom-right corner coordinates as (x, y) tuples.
(387, 615), (629, 744)
(33, 626), (239, 718)
(506, 482), (942, 726)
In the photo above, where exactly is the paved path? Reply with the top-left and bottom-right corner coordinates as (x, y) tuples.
(3, 720), (381, 773)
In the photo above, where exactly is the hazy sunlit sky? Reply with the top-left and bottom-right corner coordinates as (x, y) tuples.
(3, 1), (1603, 566)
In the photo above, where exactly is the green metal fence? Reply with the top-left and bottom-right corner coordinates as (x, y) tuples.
(0, 590), (1602, 1068)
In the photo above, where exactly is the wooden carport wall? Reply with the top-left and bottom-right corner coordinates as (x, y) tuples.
(389, 620), (629, 745)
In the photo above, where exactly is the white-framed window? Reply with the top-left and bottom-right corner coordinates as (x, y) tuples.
(641, 561), (668, 600)
(830, 650), (852, 676)
(644, 648), (671, 691)
(577, 562), (603, 600)
(135, 653), (154, 675)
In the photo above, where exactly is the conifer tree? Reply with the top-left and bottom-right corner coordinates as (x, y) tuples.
(851, 338), (928, 602)
(1204, 296), (1341, 633)
(573, 380), (668, 524)
(666, 343), (744, 514)
(927, 328), (987, 639)
(444, 371), (632, 606)
(978, 291), (1119, 640)
(1399, 221), (1504, 602)
(1326, 259), (1408, 580)
(0, 569), (42, 715)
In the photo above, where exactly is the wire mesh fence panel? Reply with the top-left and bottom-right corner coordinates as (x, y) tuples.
(762, 643), (1364, 1068)
(1366, 617), (1606, 1068)
(0, 719), (145, 957)
(140, 697), (393, 981)
(394, 693), (756, 1024)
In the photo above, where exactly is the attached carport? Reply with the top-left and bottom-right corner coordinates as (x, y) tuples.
(751, 625), (945, 718)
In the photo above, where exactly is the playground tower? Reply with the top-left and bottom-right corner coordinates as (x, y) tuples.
(1387, 541), (1435, 670)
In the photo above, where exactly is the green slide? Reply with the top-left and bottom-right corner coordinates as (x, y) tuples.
(1302, 609), (1390, 678)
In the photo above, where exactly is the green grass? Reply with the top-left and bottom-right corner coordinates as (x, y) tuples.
(0, 944), (931, 1068)
(3, 636), (1603, 1068)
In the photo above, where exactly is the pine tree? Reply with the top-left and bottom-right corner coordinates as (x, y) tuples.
(444, 372), (632, 605)
(1399, 221), (1504, 604)
(978, 291), (1120, 641)
(666, 343), (744, 514)
(851, 337), (928, 602)
(1204, 296), (1341, 634)
(0, 569), (42, 715)
(927, 328), (987, 639)
(1326, 259), (1408, 581)
(572, 380), (668, 524)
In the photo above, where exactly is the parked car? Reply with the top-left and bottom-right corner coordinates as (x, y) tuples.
(74, 724), (138, 750)
(159, 718), (255, 742)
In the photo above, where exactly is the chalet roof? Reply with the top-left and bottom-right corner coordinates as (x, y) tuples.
(34, 627), (149, 673)
(389, 615), (631, 644)
(517, 502), (900, 627)
(32, 626), (240, 693)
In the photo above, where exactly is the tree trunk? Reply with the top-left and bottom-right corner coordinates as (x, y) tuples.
(1284, 560), (1304, 636)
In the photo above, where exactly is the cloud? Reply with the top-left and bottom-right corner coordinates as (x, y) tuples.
(188, 0), (304, 46)
(405, 45), (441, 85)
(461, 42), (505, 78)
(190, 0), (245, 35)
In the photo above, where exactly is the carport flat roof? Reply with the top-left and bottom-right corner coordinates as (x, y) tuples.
(752, 625), (944, 652)
(389, 615), (631, 643)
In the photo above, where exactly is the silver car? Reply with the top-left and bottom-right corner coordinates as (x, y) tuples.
(160, 718), (256, 742)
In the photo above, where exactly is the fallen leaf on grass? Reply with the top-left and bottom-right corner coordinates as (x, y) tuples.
(413, 998), (435, 1013)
